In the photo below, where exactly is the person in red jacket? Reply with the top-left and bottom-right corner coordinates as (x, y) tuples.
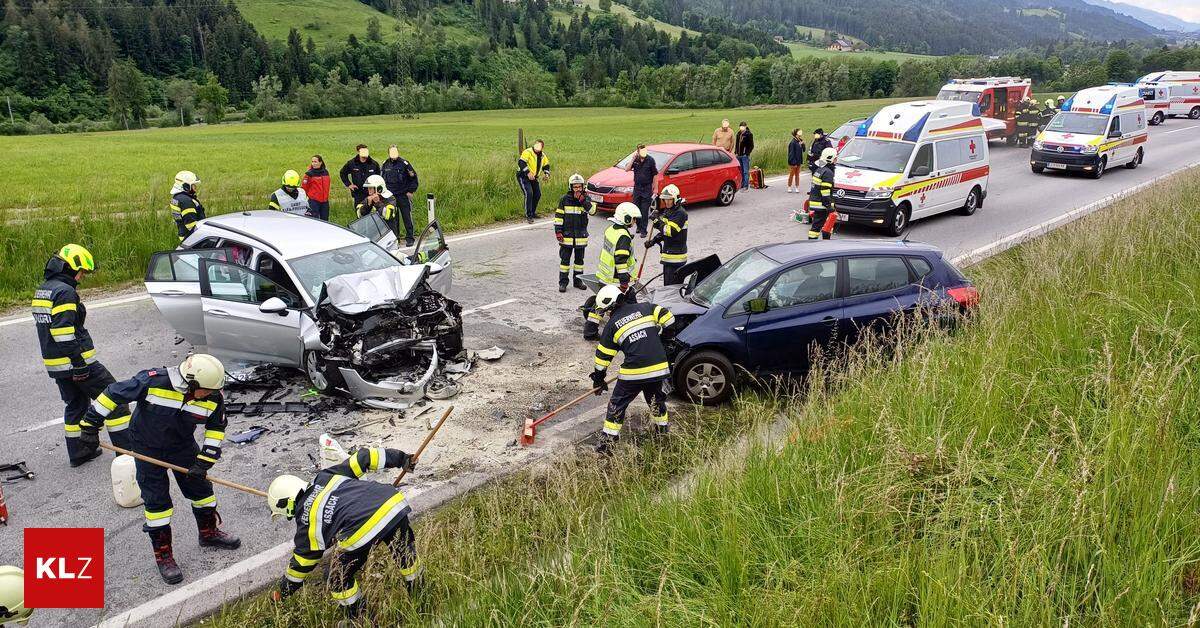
(302, 155), (332, 221)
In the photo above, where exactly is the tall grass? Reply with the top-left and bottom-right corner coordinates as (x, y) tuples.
(207, 175), (1200, 625)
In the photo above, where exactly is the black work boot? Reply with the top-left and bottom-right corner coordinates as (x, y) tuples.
(69, 448), (102, 468)
(573, 274), (586, 290)
(558, 281), (568, 293)
(149, 527), (184, 585)
(196, 509), (241, 550)
(655, 423), (670, 436)
(594, 433), (618, 455)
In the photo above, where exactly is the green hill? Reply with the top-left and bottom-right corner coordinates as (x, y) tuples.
(232, 0), (483, 47)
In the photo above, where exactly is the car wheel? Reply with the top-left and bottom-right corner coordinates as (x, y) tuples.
(674, 350), (736, 406)
(957, 186), (981, 216)
(304, 351), (344, 394)
(1031, 163), (1045, 174)
(717, 182), (736, 206)
(885, 203), (910, 237)
(1191, 107), (1200, 120)
(1126, 148), (1143, 170)
(1151, 112), (1164, 126)
(1091, 157), (1106, 180)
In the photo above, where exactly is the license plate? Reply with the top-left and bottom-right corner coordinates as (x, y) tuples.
(588, 193), (603, 202)
(1046, 162), (1067, 170)
(837, 213), (849, 222)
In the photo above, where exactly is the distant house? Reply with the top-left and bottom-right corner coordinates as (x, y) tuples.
(828, 39), (855, 52)
(773, 35), (785, 43)
(571, 0), (584, 5)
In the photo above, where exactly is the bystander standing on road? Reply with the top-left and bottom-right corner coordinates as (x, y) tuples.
(340, 144), (380, 210)
(734, 122), (754, 190)
(518, 139), (551, 223)
(711, 118), (734, 152)
(302, 155), (331, 221)
(631, 144), (658, 237)
(787, 129), (806, 193)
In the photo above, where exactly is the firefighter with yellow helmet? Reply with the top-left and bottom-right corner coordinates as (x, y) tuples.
(582, 201), (640, 340)
(268, 170), (311, 216)
(169, 170), (205, 241)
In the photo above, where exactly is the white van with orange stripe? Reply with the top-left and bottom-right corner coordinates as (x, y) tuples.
(1031, 85), (1147, 180)
(832, 100), (989, 236)
(1135, 71), (1200, 125)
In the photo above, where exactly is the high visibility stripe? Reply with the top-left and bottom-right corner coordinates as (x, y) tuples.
(587, 311), (603, 323)
(594, 356), (612, 368)
(603, 420), (623, 435)
(105, 414), (132, 431)
(192, 495), (217, 508)
(94, 393), (117, 413)
(331, 581), (361, 605)
(179, 207), (197, 216)
(401, 558), (423, 581)
(652, 412), (669, 426)
(615, 316), (656, 344)
(147, 387), (184, 409)
(145, 508), (173, 527)
(82, 348), (97, 361)
(204, 438), (222, 447)
(197, 454), (217, 463)
(308, 476), (347, 551)
(51, 303), (77, 315)
(49, 326), (76, 336)
(204, 429), (224, 440)
(554, 218), (565, 225)
(149, 387), (184, 401)
(292, 552), (319, 566)
(64, 423), (81, 435)
(339, 492), (408, 551)
(559, 265), (571, 271)
(349, 454), (365, 478)
(285, 568), (308, 583)
(619, 362), (670, 379)
(185, 401), (215, 418)
(191, 399), (218, 410)
(369, 448), (381, 471)
(31, 298), (53, 309)
(44, 356), (71, 366)
(268, 202), (281, 209)
(596, 344), (618, 357)
(660, 252), (688, 262)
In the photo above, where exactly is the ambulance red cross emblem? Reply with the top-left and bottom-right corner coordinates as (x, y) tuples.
(919, 192), (927, 205)
(1062, 133), (1074, 139)
(968, 140), (976, 154)
(845, 170), (862, 179)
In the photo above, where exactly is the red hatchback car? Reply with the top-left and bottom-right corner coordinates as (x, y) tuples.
(586, 143), (741, 211)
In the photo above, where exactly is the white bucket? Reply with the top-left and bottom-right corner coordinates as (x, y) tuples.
(111, 454), (143, 508)
(319, 433), (350, 469)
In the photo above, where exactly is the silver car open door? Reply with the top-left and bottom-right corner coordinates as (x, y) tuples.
(197, 259), (305, 367)
(411, 219), (452, 295)
(145, 248), (236, 347)
(348, 212), (400, 257)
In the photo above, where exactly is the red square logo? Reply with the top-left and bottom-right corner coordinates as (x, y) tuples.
(23, 528), (105, 609)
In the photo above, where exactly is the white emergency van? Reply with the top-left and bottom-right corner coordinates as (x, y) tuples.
(832, 100), (990, 236)
(1135, 71), (1200, 124)
(1032, 84), (1147, 179)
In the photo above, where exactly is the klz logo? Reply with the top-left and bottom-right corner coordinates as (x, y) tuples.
(24, 528), (105, 608)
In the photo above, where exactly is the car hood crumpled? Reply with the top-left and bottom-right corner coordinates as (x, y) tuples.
(322, 265), (430, 315)
(649, 285), (709, 317)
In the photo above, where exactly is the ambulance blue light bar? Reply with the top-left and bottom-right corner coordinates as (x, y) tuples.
(855, 115), (874, 137)
(902, 113), (930, 143)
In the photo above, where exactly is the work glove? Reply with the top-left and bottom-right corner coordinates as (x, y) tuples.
(618, 282), (629, 293)
(78, 424), (100, 449)
(187, 459), (212, 480)
(400, 452), (418, 474)
(555, 232), (564, 244)
(590, 370), (609, 394)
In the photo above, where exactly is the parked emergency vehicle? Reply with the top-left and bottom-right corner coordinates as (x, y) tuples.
(1135, 71), (1200, 124)
(937, 77), (1032, 141)
(833, 100), (990, 236)
(1032, 85), (1147, 179)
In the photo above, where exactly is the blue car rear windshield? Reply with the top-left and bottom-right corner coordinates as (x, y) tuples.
(691, 249), (780, 307)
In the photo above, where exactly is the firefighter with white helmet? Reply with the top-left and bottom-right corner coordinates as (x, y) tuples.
(646, 184), (689, 285)
(80, 353), (239, 585)
(0, 566), (32, 625)
(554, 173), (596, 292)
(807, 147), (839, 240)
(589, 283), (675, 453)
(267, 447), (420, 619)
(169, 170), (204, 241)
(581, 201), (640, 340)
(356, 174), (400, 237)
(268, 169), (311, 216)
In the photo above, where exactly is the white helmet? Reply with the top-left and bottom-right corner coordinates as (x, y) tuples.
(267, 474), (309, 520)
(595, 284), (623, 311)
(612, 201), (640, 227)
(817, 147), (837, 167)
(179, 353), (226, 390)
(364, 174), (386, 190)
(568, 173), (586, 186)
(174, 170), (199, 193)
(659, 184), (680, 200)
(0, 566), (31, 625)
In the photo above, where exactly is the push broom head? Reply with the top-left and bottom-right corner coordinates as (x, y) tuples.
(520, 418), (536, 446)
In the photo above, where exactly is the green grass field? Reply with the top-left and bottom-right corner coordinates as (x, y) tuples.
(208, 174), (1200, 625)
(552, 0), (699, 38)
(0, 98), (909, 309)
(785, 41), (936, 62)
(232, 0), (482, 48)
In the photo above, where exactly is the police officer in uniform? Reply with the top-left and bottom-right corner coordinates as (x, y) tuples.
(555, 173), (595, 292)
(807, 147), (838, 240)
(646, 184), (688, 285)
(169, 171), (205, 242)
(268, 170), (311, 216)
(33, 244), (131, 466)
(589, 284), (675, 453)
(80, 354), (240, 585)
(268, 447), (421, 618)
(381, 145), (420, 246)
(582, 202), (640, 340)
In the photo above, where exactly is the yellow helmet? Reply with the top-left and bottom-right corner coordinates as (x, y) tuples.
(58, 243), (96, 272)
(282, 169), (302, 187)
(0, 565), (32, 625)
(268, 475), (309, 520)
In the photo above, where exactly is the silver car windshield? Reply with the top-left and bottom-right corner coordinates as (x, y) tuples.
(838, 138), (915, 173)
(290, 242), (402, 302)
(691, 249), (780, 307)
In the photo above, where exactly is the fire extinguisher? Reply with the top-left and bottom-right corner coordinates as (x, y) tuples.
(0, 483), (10, 525)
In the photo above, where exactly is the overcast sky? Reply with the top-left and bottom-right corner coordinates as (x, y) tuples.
(1111, 0), (1200, 23)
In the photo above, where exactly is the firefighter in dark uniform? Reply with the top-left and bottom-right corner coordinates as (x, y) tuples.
(555, 173), (595, 292)
(646, 184), (688, 285)
(80, 354), (240, 585)
(807, 147), (838, 240)
(340, 144), (381, 209)
(582, 202), (640, 340)
(1016, 98), (1038, 147)
(268, 447), (421, 618)
(170, 170), (205, 242)
(589, 284), (674, 453)
(33, 244), (132, 467)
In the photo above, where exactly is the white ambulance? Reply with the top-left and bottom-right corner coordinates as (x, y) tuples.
(1135, 71), (1200, 124)
(832, 100), (990, 236)
(1032, 84), (1147, 179)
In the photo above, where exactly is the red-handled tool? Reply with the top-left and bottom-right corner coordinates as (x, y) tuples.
(520, 375), (618, 446)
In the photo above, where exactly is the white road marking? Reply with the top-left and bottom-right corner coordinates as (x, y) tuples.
(1162, 124), (1200, 135)
(0, 294), (151, 328)
(10, 417), (62, 434)
(461, 298), (519, 316)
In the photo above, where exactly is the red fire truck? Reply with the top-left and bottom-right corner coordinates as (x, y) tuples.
(937, 77), (1033, 142)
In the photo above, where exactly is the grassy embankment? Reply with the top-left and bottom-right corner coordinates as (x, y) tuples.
(209, 173), (1200, 624)
(0, 99), (907, 309)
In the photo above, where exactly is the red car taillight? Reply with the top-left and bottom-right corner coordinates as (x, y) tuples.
(946, 286), (979, 308)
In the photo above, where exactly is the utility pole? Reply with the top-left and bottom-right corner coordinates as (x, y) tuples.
(6, 96), (12, 125)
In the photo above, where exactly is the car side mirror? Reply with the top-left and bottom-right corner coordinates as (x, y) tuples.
(744, 298), (768, 314)
(259, 297), (288, 315)
(912, 165), (931, 177)
(666, 167), (681, 175)
(1108, 130), (1122, 138)
(426, 262), (445, 275)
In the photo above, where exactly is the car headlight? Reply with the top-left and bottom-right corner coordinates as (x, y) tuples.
(1032, 140), (1044, 150)
(1080, 145), (1098, 154)
(864, 188), (893, 200)
(612, 186), (633, 194)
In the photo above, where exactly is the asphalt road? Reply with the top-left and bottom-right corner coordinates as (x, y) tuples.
(1, 120), (1198, 626)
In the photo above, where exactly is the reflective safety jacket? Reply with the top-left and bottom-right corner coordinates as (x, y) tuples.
(283, 447), (415, 585)
(651, 202), (688, 264)
(518, 147), (550, 178)
(555, 191), (595, 247)
(268, 187), (310, 215)
(356, 191), (397, 221)
(33, 257), (97, 379)
(596, 223), (636, 285)
(170, 191), (205, 241)
(83, 367), (226, 468)
(594, 302), (675, 381)
(809, 164), (835, 210)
